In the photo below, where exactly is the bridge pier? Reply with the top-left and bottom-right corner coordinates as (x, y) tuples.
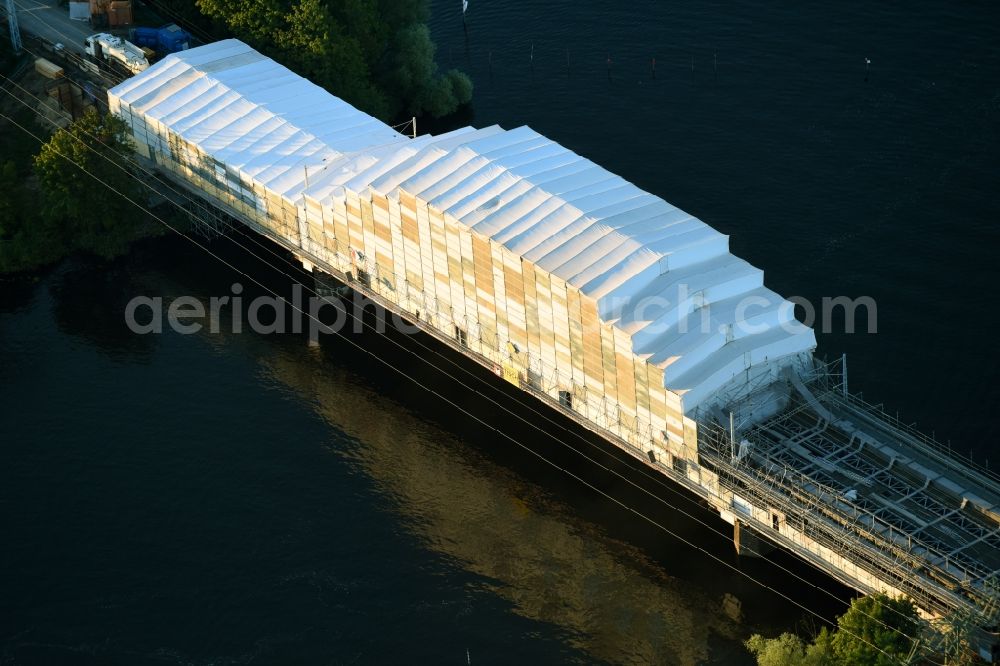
(733, 518), (775, 558)
(296, 255), (314, 273)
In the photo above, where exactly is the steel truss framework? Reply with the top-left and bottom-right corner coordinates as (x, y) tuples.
(141, 166), (998, 654)
(699, 359), (1000, 649)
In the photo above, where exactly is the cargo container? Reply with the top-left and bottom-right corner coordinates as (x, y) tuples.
(131, 24), (191, 56)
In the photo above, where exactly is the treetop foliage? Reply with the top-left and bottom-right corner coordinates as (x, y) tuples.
(33, 108), (146, 259)
(832, 594), (919, 666)
(1, 106), (149, 273)
(194, 0), (472, 120)
(745, 594), (923, 666)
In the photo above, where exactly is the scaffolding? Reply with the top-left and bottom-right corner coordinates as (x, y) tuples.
(108, 40), (999, 658)
(145, 152), (999, 655)
(698, 358), (1000, 649)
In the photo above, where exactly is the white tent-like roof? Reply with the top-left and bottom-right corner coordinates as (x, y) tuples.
(108, 39), (406, 199)
(359, 125), (816, 410)
(109, 40), (816, 414)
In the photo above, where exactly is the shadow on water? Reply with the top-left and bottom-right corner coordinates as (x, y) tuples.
(4, 0), (999, 660)
(133, 233), (854, 664)
(46, 254), (159, 360)
(0, 234), (860, 664)
(0, 275), (43, 316)
(263, 343), (743, 665)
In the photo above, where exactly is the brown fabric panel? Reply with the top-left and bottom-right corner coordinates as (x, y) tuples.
(616, 352), (636, 410)
(503, 264), (525, 306)
(373, 215), (392, 244)
(634, 359), (650, 412)
(471, 236), (494, 297)
(401, 212), (419, 243)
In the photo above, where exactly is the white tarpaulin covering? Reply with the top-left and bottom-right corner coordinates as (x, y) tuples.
(109, 40), (815, 414)
(108, 40), (405, 199)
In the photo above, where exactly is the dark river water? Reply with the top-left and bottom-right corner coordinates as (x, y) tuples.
(2, 1), (999, 664)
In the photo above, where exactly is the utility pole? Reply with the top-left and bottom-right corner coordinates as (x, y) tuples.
(6, 0), (22, 54)
(842, 353), (848, 397)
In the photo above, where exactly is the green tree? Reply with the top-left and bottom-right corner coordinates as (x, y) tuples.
(0, 160), (65, 272)
(744, 628), (837, 666)
(275, 0), (387, 116)
(0, 106), (67, 273)
(0, 161), (20, 238)
(832, 594), (919, 666)
(377, 22), (472, 118)
(745, 596), (917, 666)
(0, 159), (36, 271)
(194, 0), (471, 120)
(33, 108), (144, 258)
(803, 627), (838, 666)
(745, 633), (808, 666)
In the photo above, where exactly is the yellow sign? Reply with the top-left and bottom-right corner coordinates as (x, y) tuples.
(502, 365), (520, 386)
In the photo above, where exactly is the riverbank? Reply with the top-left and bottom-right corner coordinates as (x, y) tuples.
(1, 232), (849, 664)
(0, 58), (173, 275)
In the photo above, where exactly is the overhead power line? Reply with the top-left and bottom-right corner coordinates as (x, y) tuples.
(0, 73), (943, 664)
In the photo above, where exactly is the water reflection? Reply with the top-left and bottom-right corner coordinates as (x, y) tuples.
(0, 274), (41, 315)
(260, 345), (743, 665)
(47, 257), (157, 360)
(99, 248), (763, 664)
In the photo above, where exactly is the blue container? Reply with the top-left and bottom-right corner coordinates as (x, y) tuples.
(156, 24), (190, 53)
(129, 24), (190, 54)
(131, 26), (159, 49)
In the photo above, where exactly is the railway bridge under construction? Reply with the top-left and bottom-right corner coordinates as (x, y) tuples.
(106, 40), (999, 659)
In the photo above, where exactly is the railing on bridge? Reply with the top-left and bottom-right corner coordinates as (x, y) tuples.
(806, 357), (999, 485)
(697, 364), (1000, 626)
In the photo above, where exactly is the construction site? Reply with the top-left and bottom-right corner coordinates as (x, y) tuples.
(98, 39), (1000, 660)
(1, 7), (995, 652)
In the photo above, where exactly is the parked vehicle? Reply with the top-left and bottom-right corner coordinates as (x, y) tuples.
(84, 33), (149, 74)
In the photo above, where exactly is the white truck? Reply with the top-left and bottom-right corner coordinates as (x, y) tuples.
(84, 33), (150, 75)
